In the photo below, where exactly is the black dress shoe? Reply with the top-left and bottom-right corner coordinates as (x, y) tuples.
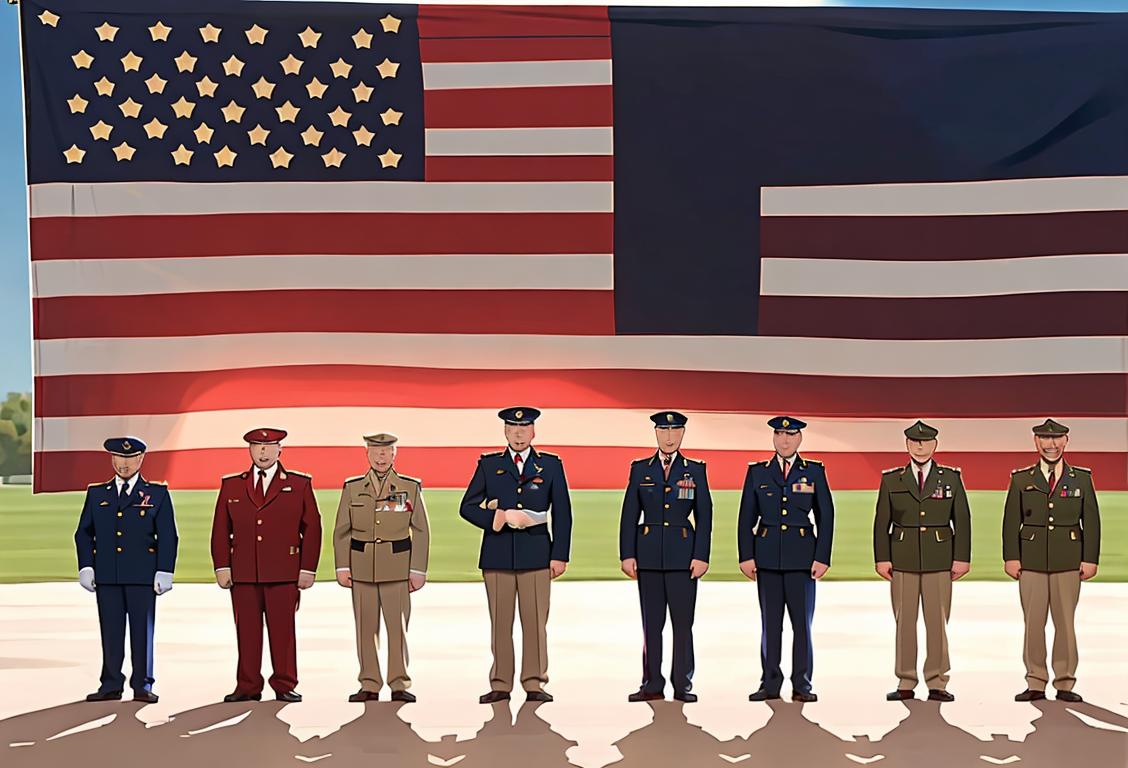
(673, 692), (698, 703)
(886, 690), (914, 701)
(1015, 689), (1046, 702)
(275, 690), (302, 703)
(132, 691), (159, 704)
(525, 690), (553, 702)
(748, 689), (781, 702)
(224, 692), (262, 703)
(85, 690), (123, 702)
(1056, 690), (1083, 702)
(928, 689), (955, 702)
(628, 690), (664, 703)
(348, 690), (379, 703)
(391, 690), (416, 703)
(792, 691), (818, 703)
(479, 691), (511, 704)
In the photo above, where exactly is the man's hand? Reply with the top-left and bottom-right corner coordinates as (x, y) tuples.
(492, 508), (507, 532)
(1004, 560), (1022, 580)
(811, 561), (830, 580)
(621, 558), (638, 580)
(154, 571), (173, 595)
(336, 569), (353, 588)
(1080, 562), (1098, 581)
(409, 572), (427, 592)
(505, 510), (537, 529)
(550, 560), (567, 579)
(875, 561), (893, 581)
(739, 559), (758, 581)
(951, 561), (971, 581)
(79, 567), (96, 593)
(297, 571), (316, 590)
(690, 559), (709, 579)
(216, 569), (233, 589)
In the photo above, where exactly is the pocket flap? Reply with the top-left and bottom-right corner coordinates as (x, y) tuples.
(1022, 529), (1036, 541)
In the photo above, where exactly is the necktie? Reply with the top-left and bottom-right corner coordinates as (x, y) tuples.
(782, 458), (791, 478)
(918, 467), (925, 493)
(1047, 466), (1057, 494)
(119, 481), (130, 501)
(662, 453), (672, 478)
(253, 469), (266, 504)
(514, 453), (524, 474)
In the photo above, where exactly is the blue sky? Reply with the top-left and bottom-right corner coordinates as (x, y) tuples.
(2, 0), (1126, 393)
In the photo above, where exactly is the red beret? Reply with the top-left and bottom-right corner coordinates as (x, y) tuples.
(243, 427), (288, 444)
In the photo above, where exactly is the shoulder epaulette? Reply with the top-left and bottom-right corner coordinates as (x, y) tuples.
(805, 459), (824, 466)
(222, 471), (245, 480)
(1012, 465), (1035, 475)
(286, 470), (312, 479)
(142, 480), (168, 487)
(684, 456), (705, 466)
(397, 473), (421, 484)
(536, 450), (559, 459)
(754, 460), (771, 467)
(632, 456), (651, 465)
(938, 465), (961, 474)
(480, 450), (504, 458)
(1071, 465), (1092, 473)
(882, 466), (903, 475)
(88, 480), (108, 488)
(344, 474), (367, 484)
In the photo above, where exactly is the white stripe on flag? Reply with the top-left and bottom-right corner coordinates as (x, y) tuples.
(422, 59), (613, 90)
(424, 127), (614, 156)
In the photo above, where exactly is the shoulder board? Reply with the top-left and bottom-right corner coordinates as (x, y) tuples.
(286, 470), (311, 479)
(939, 465), (962, 474)
(142, 480), (168, 487)
(754, 460), (771, 467)
(222, 471), (245, 480)
(88, 481), (108, 489)
(343, 474), (367, 484)
(1011, 465), (1036, 475)
(397, 473), (421, 484)
(631, 456), (651, 465)
(882, 466), (903, 475)
(804, 459), (824, 466)
(480, 450), (504, 458)
(684, 456), (705, 466)
(536, 450), (559, 459)
(1070, 466), (1092, 474)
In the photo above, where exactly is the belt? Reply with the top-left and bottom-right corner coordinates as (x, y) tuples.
(351, 537), (410, 551)
(892, 523), (950, 529)
(1019, 523), (1078, 529)
(639, 522), (692, 529)
(760, 523), (810, 530)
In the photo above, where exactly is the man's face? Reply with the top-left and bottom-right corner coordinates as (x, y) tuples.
(505, 423), (535, 452)
(111, 453), (144, 480)
(367, 444), (396, 473)
(772, 429), (803, 458)
(249, 442), (282, 469)
(655, 426), (685, 454)
(907, 438), (937, 463)
(1036, 433), (1068, 463)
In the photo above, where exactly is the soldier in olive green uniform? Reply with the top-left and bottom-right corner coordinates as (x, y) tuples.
(334, 433), (430, 702)
(874, 421), (971, 702)
(1004, 419), (1100, 703)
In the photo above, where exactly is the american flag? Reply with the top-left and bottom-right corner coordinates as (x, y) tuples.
(23, 2), (1128, 492)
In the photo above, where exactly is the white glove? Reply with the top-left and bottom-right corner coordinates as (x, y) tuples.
(154, 571), (173, 595)
(79, 567), (96, 593)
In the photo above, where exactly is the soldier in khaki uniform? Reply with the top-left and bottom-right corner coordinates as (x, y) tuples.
(873, 420), (971, 702)
(334, 433), (430, 702)
(1004, 419), (1100, 703)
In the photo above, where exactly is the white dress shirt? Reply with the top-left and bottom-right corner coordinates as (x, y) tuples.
(114, 473), (139, 496)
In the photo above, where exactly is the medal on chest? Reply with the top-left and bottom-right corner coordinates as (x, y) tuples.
(677, 474), (696, 500)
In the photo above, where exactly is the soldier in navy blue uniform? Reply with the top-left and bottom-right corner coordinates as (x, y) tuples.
(460, 407), (573, 704)
(738, 417), (834, 703)
(620, 411), (712, 703)
(74, 437), (178, 703)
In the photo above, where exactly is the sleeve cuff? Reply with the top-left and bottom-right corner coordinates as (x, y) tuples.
(336, 567), (351, 573)
(155, 571), (173, 578)
(215, 567), (231, 573)
(299, 570), (316, 576)
(79, 566), (94, 575)
(410, 569), (426, 576)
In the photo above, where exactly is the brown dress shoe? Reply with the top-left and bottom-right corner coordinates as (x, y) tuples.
(525, 690), (553, 702)
(479, 691), (511, 704)
(886, 690), (914, 701)
(628, 690), (664, 703)
(928, 689), (955, 702)
(792, 691), (818, 703)
(275, 690), (302, 703)
(348, 690), (379, 703)
(391, 690), (416, 703)
(1056, 690), (1083, 702)
(1015, 689), (1046, 702)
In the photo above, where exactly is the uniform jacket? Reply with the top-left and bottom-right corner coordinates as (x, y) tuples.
(75, 476), (178, 585)
(459, 447), (572, 571)
(737, 455), (834, 571)
(333, 468), (430, 583)
(1002, 461), (1100, 573)
(874, 462), (971, 572)
(210, 464), (322, 583)
(619, 452), (712, 569)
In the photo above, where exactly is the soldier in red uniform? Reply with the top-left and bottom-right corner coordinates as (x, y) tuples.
(210, 428), (322, 702)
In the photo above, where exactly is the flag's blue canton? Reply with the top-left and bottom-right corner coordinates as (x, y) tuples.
(22, 0), (424, 183)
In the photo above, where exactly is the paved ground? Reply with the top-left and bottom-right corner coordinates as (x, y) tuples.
(1, 582), (1125, 767)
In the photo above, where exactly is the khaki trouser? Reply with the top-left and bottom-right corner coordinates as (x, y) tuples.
(1019, 570), (1081, 692)
(351, 580), (411, 692)
(483, 569), (550, 693)
(891, 570), (952, 691)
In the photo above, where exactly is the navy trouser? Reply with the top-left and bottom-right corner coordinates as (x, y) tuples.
(638, 569), (698, 695)
(95, 584), (156, 694)
(757, 569), (815, 695)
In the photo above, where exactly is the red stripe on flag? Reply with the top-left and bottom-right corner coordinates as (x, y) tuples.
(758, 293), (1128, 339)
(761, 211), (1128, 260)
(420, 37), (612, 63)
(418, 5), (610, 39)
(30, 213), (614, 259)
(425, 155), (613, 182)
(32, 448), (1128, 492)
(424, 85), (613, 129)
(34, 367), (1127, 419)
(34, 290), (615, 339)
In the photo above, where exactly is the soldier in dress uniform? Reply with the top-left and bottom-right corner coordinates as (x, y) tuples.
(1004, 419), (1101, 703)
(210, 428), (322, 703)
(737, 416), (834, 703)
(334, 432), (430, 703)
(873, 420), (971, 702)
(619, 411), (712, 703)
(75, 437), (178, 703)
(459, 407), (573, 704)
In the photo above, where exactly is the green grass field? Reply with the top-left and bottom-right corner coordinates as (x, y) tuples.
(0, 488), (1122, 583)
